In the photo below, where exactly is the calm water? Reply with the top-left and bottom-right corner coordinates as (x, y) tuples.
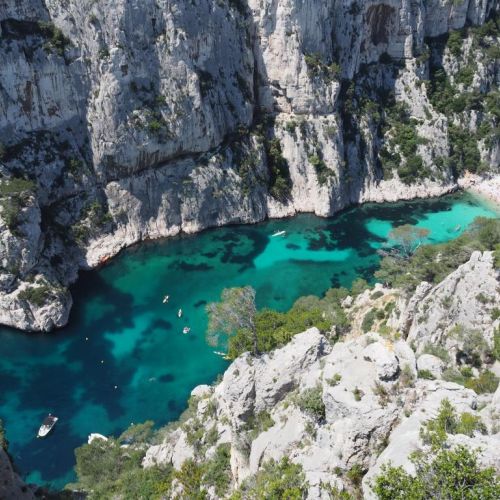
(0, 192), (497, 488)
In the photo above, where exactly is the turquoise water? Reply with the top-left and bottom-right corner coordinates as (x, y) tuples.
(0, 192), (497, 488)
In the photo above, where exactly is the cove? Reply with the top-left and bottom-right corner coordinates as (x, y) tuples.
(0, 192), (498, 489)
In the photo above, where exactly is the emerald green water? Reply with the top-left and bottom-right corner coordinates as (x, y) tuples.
(0, 192), (497, 488)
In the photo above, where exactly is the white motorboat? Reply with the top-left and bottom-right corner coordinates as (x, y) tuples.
(178, 308), (183, 318)
(162, 295), (169, 303)
(271, 230), (286, 237)
(182, 327), (191, 334)
(37, 414), (58, 438)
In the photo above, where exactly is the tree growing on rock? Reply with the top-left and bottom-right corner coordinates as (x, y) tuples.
(206, 286), (258, 355)
(388, 224), (430, 259)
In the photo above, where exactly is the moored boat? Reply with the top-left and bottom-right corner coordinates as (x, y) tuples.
(37, 414), (58, 438)
(271, 230), (286, 237)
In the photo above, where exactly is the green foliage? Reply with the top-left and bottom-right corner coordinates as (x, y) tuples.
(304, 53), (341, 82)
(351, 278), (370, 297)
(201, 444), (232, 497)
(18, 285), (51, 307)
(346, 464), (365, 487)
(326, 373), (342, 386)
(38, 21), (71, 56)
(379, 102), (429, 184)
(492, 327), (500, 361)
(265, 138), (292, 201)
(375, 217), (500, 291)
(174, 459), (207, 499)
(0, 177), (36, 196)
(0, 177), (36, 231)
(464, 370), (499, 394)
(119, 421), (155, 445)
(448, 124), (481, 175)
(373, 446), (500, 500)
(206, 286), (258, 355)
(447, 30), (463, 57)
(420, 399), (486, 450)
(246, 411), (275, 440)
(234, 457), (308, 499)
(73, 435), (172, 498)
(418, 369), (435, 380)
(295, 385), (326, 421)
(309, 154), (332, 185)
(362, 309), (376, 333)
(353, 387), (364, 401)
(227, 287), (350, 358)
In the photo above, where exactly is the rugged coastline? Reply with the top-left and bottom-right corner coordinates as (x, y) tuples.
(1, 0), (499, 332)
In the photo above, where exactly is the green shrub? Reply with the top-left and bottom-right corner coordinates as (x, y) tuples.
(304, 53), (340, 81)
(38, 21), (71, 56)
(346, 464), (365, 487)
(234, 457), (308, 499)
(18, 285), (50, 307)
(418, 369), (435, 380)
(202, 444), (232, 497)
(447, 30), (463, 57)
(420, 399), (486, 450)
(265, 138), (292, 201)
(373, 446), (500, 499)
(309, 154), (332, 185)
(492, 327), (500, 361)
(362, 309), (377, 333)
(371, 291), (384, 300)
(246, 411), (274, 439)
(295, 385), (325, 421)
(353, 387), (364, 401)
(375, 218), (500, 291)
(464, 370), (499, 394)
(326, 373), (342, 386)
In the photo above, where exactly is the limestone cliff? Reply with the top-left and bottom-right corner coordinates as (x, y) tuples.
(140, 251), (500, 498)
(1, 0), (499, 330)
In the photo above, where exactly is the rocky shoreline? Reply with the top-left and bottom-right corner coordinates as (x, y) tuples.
(1, 0), (499, 332)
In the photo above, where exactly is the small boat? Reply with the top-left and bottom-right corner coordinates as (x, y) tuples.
(178, 309), (182, 318)
(37, 414), (58, 438)
(162, 295), (169, 304)
(182, 327), (191, 334)
(271, 230), (286, 237)
(213, 350), (229, 358)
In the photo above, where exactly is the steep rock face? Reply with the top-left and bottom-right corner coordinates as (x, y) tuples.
(0, 0), (499, 330)
(0, 448), (35, 500)
(139, 256), (500, 498)
(406, 251), (500, 359)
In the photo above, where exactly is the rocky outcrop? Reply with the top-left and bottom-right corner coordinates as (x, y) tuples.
(406, 251), (500, 359)
(0, 448), (35, 500)
(1, 0), (499, 330)
(140, 253), (500, 498)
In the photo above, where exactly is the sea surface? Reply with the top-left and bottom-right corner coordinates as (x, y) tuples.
(0, 192), (498, 488)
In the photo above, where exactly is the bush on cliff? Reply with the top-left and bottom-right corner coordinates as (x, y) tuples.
(373, 446), (500, 500)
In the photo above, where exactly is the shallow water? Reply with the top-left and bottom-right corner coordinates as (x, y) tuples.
(0, 192), (497, 488)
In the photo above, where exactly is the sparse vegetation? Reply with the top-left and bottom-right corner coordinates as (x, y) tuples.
(295, 385), (326, 422)
(373, 446), (500, 499)
(376, 217), (500, 291)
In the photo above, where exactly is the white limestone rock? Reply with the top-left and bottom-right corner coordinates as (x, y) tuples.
(417, 354), (445, 379)
(407, 251), (500, 358)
